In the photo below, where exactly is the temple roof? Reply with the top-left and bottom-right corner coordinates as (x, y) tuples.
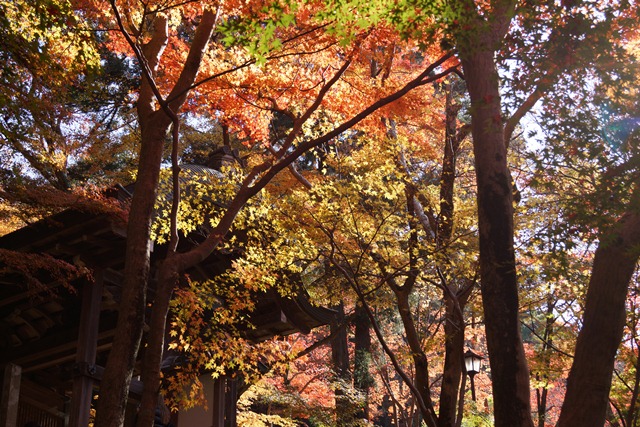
(0, 181), (335, 376)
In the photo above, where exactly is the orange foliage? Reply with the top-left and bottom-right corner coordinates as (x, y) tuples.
(79, 0), (451, 155)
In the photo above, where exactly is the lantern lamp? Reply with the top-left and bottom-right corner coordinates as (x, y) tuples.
(464, 349), (484, 401)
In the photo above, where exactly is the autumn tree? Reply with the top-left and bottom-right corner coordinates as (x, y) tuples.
(58, 2), (461, 426)
(514, 20), (640, 424)
(431, 1), (639, 425)
(5, 1), (639, 427)
(0, 0), (141, 237)
(226, 92), (481, 425)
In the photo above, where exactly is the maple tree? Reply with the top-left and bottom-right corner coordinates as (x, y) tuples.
(219, 82), (481, 425)
(0, 0), (134, 304)
(62, 1), (460, 426)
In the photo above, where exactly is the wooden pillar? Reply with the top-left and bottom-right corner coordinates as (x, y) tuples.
(212, 377), (226, 427)
(224, 377), (237, 427)
(69, 272), (103, 427)
(0, 363), (21, 427)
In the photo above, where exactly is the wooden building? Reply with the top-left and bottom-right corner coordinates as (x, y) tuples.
(0, 180), (334, 427)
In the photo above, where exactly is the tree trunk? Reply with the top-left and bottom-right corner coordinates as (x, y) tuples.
(438, 296), (466, 427)
(436, 79), (467, 427)
(354, 303), (372, 420)
(94, 112), (171, 427)
(557, 207), (640, 427)
(135, 259), (178, 427)
(535, 296), (554, 427)
(94, 9), (217, 427)
(536, 387), (548, 427)
(450, 1), (532, 424)
(331, 303), (352, 426)
(460, 48), (534, 427)
(394, 289), (438, 427)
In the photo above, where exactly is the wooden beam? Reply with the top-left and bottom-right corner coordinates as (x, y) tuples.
(22, 342), (114, 374)
(69, 272), (103, 427)
(0, 280), (67, 309)
(0, 363), (21, 427)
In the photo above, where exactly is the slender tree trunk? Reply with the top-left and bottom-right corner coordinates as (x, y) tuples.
(459, 48), (534, 427)
(536, 387), (548, 427)
(436, 79), (467, 427)
(332, 303), (352, 426)
(354, 303), (372, 420)
(94, 112), (171, 427)
(135, 259), (178, 427)
(535, 297), (554, 427)
(394, 289), (437, 424)
(557, 207), (640, 427)
(438, 80), (461, 242)
(95, 9), (217, 427)
(438, 296), (466, 427)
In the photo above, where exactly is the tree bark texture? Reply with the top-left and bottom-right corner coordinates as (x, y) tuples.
(94, 109), (172, 427)
(557, 208), (640, 427)
(460, 48), (534, 427)
(449, 0), (532, 424)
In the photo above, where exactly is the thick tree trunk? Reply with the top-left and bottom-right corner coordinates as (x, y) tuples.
(460, 48), (534, 427)
(449, 1), (533, 423)
(557, 208), (640, 427)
